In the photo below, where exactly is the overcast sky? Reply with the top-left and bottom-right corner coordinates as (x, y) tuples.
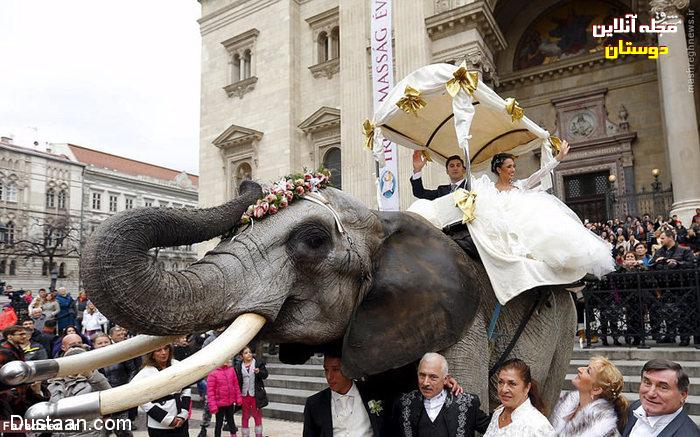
(0, 1), (202, 174)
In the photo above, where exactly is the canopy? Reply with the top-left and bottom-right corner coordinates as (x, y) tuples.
(365, 62), (560, 180)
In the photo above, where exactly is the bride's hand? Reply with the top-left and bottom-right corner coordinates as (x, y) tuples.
(555, 140), (570, 162)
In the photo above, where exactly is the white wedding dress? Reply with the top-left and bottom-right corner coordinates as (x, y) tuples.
(408, 159), (615, 305)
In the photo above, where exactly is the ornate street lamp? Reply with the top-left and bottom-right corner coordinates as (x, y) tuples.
(651, 168), (662, 192)
(50, 266), (59, 292)
(606, 174), (617, 220)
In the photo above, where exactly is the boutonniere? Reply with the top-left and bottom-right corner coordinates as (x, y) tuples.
(368, 399), (383, 415)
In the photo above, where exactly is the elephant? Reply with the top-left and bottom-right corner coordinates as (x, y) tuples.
(1, 180), (576, 419)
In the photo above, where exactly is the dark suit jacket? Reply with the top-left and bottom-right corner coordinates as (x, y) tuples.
(392, 391), (490, 437)
(410, 176), (466, 200)
(303, 383), (386, 437)
(622, 400), (700, 436)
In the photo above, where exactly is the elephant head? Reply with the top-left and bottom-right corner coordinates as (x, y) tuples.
(81, 180), (482, 378)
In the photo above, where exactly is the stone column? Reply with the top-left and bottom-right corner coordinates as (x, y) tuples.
(652, 0), (700, 224)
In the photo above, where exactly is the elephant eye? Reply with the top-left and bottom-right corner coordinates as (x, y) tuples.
(287, 223), (332, 260)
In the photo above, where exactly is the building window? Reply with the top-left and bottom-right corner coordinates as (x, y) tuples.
(307, 7), (340, 79)
(6, 183), (17, 202)
(221, 29), (259, 98)
(46, 188), (55, 208)
(9, 260), (16, 275)
(6, 222), (15, 244)
(59, 262), (66, 278)
(323, 147), (342, 190)
(92, 193), (102, 210)
(42, 261), (48, 276)
(109, 195), (118, 212)
(125, 198), (134, 209)
(0, 259), (5, 275)
(57, 190), (67, 209)
(144, 199), (154, 207)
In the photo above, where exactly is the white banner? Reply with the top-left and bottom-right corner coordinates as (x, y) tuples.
(370, 0), (400, 211)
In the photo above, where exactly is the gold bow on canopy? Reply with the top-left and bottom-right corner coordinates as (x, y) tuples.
(504, 97), (524, 122)
(446, 61), (479, 97)
(396, 85), (427, 115)
(453, 188), (477, 224)
(362, 119), (375, 151)
(549, 136), (562, 154)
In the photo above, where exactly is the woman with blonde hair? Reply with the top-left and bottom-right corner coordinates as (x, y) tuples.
(550, 356), (629, 436)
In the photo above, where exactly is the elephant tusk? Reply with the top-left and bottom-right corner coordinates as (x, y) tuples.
(26, 313), (266, 420)
(1, 334), (179, 386)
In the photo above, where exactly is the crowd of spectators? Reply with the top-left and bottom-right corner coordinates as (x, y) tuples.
(584, 209), (700, 269)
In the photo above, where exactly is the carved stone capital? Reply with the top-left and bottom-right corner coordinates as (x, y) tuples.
(223, 76), (258, 99)
(650, 0), (690, 17)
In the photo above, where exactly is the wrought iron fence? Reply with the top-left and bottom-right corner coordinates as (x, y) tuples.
(606, 188), (674, 220)
(583, 267), (700, 348)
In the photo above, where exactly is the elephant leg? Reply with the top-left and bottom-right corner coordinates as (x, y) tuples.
(541, 291), (577, 410)
(442, 306), (490, 406)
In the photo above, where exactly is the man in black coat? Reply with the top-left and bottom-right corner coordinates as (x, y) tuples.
(651, 230), (695, 269)
(622, 359), (699, 436)
(303, 354), (387, 437)
(410, 152), (467, 200)
(393, 353), (489, 437)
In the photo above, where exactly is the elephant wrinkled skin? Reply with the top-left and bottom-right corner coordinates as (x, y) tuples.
(80, 180), (576, 409)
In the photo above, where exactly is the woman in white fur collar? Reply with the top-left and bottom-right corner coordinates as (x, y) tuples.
(550, 356), (629, 436)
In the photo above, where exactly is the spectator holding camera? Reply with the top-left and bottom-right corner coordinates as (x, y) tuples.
(651, 230), (694, 269)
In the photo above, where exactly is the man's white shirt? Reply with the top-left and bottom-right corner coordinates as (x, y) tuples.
(629, 404), (683, 437)
(330, 382), (373, 437)
(424, 389), (448, 422)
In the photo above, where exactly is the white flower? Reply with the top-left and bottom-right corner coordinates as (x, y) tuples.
(368, 399), (383, 415)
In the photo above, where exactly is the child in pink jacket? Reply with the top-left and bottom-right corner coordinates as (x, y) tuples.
(207, 363), (243, 437)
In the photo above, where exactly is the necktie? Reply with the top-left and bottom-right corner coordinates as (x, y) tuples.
(451, 183), (457, 192)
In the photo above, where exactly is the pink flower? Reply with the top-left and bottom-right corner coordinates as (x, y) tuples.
(269, 204), (278, 214)
(285, 181), (294, 190)
(294, 178), (304, 187)
(279, 197), (288, 208)
(260, 202), (269, 213)
(265, 193), (277, 203)
(253, 206), (265, 218)
(295, 186), (305, 195)
(285, 190), (294, 201)
(304, 173), (313, 181)
(304, 182), (312, 191)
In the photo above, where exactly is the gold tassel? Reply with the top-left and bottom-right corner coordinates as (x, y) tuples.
(396, 85), (427, 115)
(421, 150), (433, 162)
(549, 136), (562, 154)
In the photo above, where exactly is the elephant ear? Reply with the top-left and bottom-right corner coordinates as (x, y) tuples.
(341, 211), (481, 379)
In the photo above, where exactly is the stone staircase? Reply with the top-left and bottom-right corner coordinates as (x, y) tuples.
(258, 347), (700, 425)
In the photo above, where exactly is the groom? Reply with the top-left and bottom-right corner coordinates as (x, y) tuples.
(410, 151), (467, 200)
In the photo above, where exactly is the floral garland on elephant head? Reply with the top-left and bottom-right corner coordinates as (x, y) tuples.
(239, 167), (333, 226)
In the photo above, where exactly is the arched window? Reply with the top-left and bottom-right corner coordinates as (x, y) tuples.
(317, 31), (329, 63)
(243, 50), (252, 79)
(330, 27), (340, 59)
(46, 188), (55, 208)
(322, 147), (342, 190)
(59, 262), (66, 278)
(9, 260), (16, 275)
(233, 53), (241, 82)
(42, 261), (49, 276)
(6, 222), (15, 244)
(57, 190), (67, 209)
(6, 183), (17, 202)
(0, 259), (6, 275)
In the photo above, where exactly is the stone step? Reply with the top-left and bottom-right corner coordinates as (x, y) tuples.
(564, 374), (700, 396)
(266, 363), (324, 377)
(571, 346), (700, 362)
(264, 401), (305, 422)
(266, 386), (317, 405)
(265, 374), (328, 392)
(568, 359), (700, 378)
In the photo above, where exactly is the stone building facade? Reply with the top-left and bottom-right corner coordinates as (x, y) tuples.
(1, 139), (199, 292)
(198, 0), (700, 228)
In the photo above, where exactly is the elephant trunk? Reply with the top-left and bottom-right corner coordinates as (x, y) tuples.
(80, 181), (263, 335)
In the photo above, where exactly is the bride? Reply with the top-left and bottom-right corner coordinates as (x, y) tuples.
(409, 139), (615, 305)
(467, 139), (615, 304)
